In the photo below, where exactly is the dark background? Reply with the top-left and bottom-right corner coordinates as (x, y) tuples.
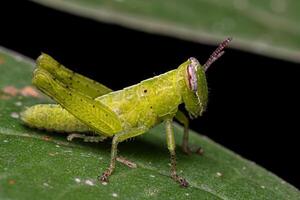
(1, 1), (299, 189)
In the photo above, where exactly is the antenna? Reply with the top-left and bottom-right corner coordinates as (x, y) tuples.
(203, 37), (232, 71)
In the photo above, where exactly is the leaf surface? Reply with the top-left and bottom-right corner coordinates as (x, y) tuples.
(32, 0), (300, 63)
(0, 47), (299, 200)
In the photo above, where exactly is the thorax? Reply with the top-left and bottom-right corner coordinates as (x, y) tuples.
(96, 69), (184, 129)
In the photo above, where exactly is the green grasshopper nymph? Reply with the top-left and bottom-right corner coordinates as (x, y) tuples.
(21, 38), (232, 187)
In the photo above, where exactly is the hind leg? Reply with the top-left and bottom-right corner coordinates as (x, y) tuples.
(99, 126), (148, 183)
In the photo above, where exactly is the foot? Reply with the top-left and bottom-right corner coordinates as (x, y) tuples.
(182, 146), (192, 155)
(172, 174), (189, 187)
(98, 170), (111, 183)
(182, 145), (204, 156)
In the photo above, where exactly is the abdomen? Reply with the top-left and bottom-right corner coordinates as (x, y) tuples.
(21, 104), (91, 133)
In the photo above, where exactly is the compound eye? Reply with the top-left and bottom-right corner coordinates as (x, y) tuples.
(187, 63), (198, 92)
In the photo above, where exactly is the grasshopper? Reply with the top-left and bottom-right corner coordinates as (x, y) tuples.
(21, 38), (231, 187)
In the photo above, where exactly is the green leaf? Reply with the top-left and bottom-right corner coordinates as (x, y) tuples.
(31, 0), (300, 63)
(0, 47), (299, 200)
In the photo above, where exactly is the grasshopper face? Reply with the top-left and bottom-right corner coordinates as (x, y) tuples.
(183, 57), (208, 118)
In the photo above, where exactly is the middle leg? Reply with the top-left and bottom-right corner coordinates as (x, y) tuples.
(175, 110), (203, 155)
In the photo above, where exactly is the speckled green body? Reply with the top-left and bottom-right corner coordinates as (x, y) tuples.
(20, 40), (229, 187)
(21, 57), (208, 137)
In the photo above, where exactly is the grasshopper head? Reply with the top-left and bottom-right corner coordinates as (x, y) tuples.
(182, 57), (208, 118)
(182, 37), (232, 118)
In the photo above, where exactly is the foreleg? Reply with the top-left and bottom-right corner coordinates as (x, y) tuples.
(165, 118), (189, 187)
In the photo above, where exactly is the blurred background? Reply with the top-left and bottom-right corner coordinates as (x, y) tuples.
(1, 0), (299, 189)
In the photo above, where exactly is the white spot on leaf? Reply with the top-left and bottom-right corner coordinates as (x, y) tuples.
(15, 101), (22, 106)
(10, 112), (19, 119)
(216, 172), (223, 177)
(112, 193), (118, 197)
(75, 178), (81, 183)
(43, 182), (49, 187)
(102, 182), (108, 186)
(85, 179), (94, 186)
